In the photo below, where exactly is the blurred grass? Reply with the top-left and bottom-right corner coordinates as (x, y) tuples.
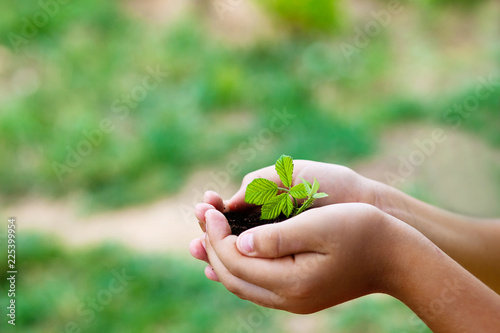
(0, 234), (278, 332)
(0, 233), (430, 332)
(0, 1), (498, 210)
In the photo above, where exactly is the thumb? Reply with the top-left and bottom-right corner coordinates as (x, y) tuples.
(236, 210), (328, 258)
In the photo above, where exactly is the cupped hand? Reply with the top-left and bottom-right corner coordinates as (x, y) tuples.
(202, 203), (400, 314)
(192, 161), (375, 232)
(226, 160), (376, 212)
(190, 160), (378, 284)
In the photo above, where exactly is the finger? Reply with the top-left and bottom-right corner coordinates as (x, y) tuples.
(189, 237), (209, 263)
(195, 203), (215, 232)
(203, 191), (225, 212)
(235, 203), (381, 259)
(205, 230), (282, 308)
(205, 265), (220, 282)
(236, 208), (331, 258)
(205, 209), (233, 239)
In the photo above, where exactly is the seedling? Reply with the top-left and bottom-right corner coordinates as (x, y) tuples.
(245, 155), (329, 220)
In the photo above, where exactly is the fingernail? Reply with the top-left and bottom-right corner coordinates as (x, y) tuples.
(204, 211), (212, 230)
(239, 233), (254, 254)
(201, 234), (206, 250)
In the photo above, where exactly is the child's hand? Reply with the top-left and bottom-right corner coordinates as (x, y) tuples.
(201, 203), (399, 314)
(192, 161), (376, 234)
(226, 160), (376, 212)
(189, 162), (500, 330)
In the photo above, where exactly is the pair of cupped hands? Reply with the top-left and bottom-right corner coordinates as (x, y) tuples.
(189, 160), (419, 314)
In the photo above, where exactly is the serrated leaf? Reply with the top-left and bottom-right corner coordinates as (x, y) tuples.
(282, 194), (294, 217)
(290, 183), (308, 199)
(275, 155), (294, 188)
(245, 178), (278, 205)
(261, 193), (293, 219)
(300, 177), (312, 194)
(311, 177), (320, 194)
(313, 192), (329, 199)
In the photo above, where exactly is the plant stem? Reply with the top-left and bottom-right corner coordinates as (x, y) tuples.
(295, 196), (314, 216)
(292, 195), (298, 210)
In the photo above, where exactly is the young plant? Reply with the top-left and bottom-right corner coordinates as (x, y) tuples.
(244, 155), (329, 220)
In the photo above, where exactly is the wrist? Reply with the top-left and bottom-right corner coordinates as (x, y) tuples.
(377, 216), (500, 332)
(370, 179), (395, 212)
(343, 171), (384, 207)
(354, 207), (411, 295)
(369, 179), (419, 228)
(369, 214), (432, 296)
(377, 215), (465, 307)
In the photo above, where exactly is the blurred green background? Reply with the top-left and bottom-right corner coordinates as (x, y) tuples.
(0, 0), (499, 332)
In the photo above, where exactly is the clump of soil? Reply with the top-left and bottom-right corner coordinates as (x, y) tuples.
(224, 210), (288, 236)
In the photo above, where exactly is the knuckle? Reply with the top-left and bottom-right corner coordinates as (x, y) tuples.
(273, 228), (283, 257)
(275, 294), (309, 314)
(359, 203), (384, 222)
(226, 262), (244, 279)
(288, 280), (312, 300)
(223, 281), (252, 303)
(275, 275), (307, 300)
(258, 227), (282, 257)
(242, 173), (256, 184)
(357, 202), (379, 213)
(223, 279), (240, 295)
(269, 293), (286, 310)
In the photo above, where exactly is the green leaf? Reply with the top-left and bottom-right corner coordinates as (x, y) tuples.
(311, 177), (320, 194)
(290, 183), (308, 199)
(282, 195), (294, 217)
(313, 192), (329, 199)
(261, 193), (293, 219)
(275, 155), (294, 188)
(245, 178), (278, 205)
(300, 177), (312, 194)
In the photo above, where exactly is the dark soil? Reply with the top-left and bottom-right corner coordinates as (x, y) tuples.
(224, 210), (288, 236)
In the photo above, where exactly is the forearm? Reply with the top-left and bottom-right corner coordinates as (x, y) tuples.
(372, 179), (500, 293)
(384, 220), (500, 332)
